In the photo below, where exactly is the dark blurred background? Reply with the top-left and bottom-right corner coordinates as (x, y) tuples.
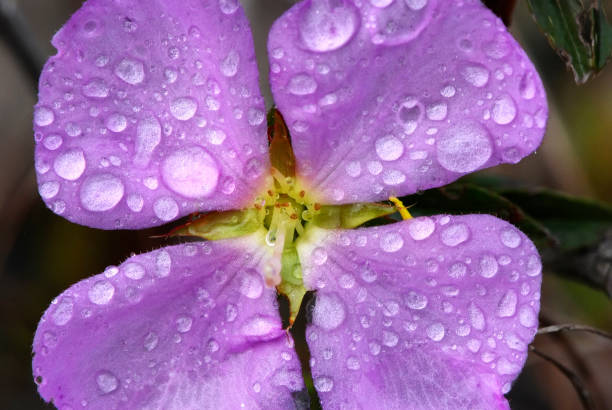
(1, 0), (611, 409)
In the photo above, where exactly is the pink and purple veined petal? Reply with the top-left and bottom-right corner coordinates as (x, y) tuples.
(297, 215), (542, 409)
(269, 0), (548, 204)
(34, 0), (269, 229)
(33, 235), (304, 409)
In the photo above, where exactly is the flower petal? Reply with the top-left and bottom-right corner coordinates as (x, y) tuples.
(269, 0), (547, 203)
(34, 0), (269, 229)
(33, 235), (304, 409)
(296, 215), (541, 408)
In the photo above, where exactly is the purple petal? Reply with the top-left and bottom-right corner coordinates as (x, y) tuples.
(297, 215), (541, 408)
(33, 237), (303, 409)
(269, 1), (547, 204)
(34, 0), (269, 229)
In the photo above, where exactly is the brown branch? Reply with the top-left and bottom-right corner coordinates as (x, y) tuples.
(537, 324), (612, 341)
(529, 346), (597, 410)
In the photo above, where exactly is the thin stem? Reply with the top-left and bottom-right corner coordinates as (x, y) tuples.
(537, 324), (612, 341)
(529, 346), (597, 410)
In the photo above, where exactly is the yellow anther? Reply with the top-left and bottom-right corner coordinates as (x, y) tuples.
(389, 196), (412, 220)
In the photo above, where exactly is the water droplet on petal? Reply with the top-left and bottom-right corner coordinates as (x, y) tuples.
(426, 102), (448, 121)
(519, 305), (537, 327)
(479, 254), (499, 278)
(219, 0), (239, 14)
(426, 322), (445, 341)
(126, 193), (144, 212)
(39, 181), (60, 199)
(469, 302), (485, 330)
(162, 146), (219, 198)
(115, 58), (144, 85)
(408, 217), (435, 240)
(519, 72), (536, 100)
(34, 106), (54, 127)
(170, 97), (197, 120)
(380, 232), (404, 252)
(124, 262), (145, 280)
(96, 371), (118, 394)
(106, 113), (127, 132)
(80, 174), (124, 212)
(313, 293), (346, 330)
(312, 247), (328, 265)
(239, 270), (263, 299)
(288, 73), (318, 95)
(440, 223), (469, 247)
(497, 290), (518, 317)
(83, 78), (110, 98)
(176, 315), (193, 333)
(88, 280), (115, 305)
(52, 297), (74, 325)
(437, 122), (491, 173)
(155, 251), (171, 277)
(54, 149), (86, 181)
(492, 94), (517, 125)
(405, 291), (428, 310)
(526, 254), (542, 277)
(241, 316), (280, 339)
(314, 376), (334, 392)
(220, 51), (239, 77)
(298, 0), (358, 52)
(461, 64), (489, 87)
(143, 332), (158, 351)
(500, 228), (521, 248)
(153, 197), (179, 221)
(375, 135), (404, 161)
(134, 116), (161, 167)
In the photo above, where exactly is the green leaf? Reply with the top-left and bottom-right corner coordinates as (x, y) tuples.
(400, 183), (556, 248)
(500, 188), (612, 251)
(526, 0), (612, 83)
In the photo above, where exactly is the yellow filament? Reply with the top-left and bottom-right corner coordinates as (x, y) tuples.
(389, 196), (412, 220)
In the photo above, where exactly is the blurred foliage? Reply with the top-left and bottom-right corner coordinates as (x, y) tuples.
(526, 0), (612, 83)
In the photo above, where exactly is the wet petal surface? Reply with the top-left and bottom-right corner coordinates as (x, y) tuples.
(33, 235), (303, 409)
(297, 215), (541, 408)
(34, 0), (269, 229)
(269, 0), (547, 203)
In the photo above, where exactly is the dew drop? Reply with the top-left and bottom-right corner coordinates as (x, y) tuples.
(382, 169), (406, 185)
(219, 0), (239, 14)
(497, 290), (518, 317)
(176, 315), (193, 333)
(405, 290), (428, 310)
(375, 135), (404, 161)
(34, 106), (55, 127)
(469, 302), (485, 330)
(54, 149), (86, 181)
(426, 102), (448, 121)
(440, 223), (470, 247)
(43, 135), (63, 151)
(126, 193), (144, 212)
(83, 78), (110, 98)
(162, 146), (219, 198)
(397, 98), (422, 134)
(313, 293), (346, 330)
(155, 251), (171, 277)
(143, 332), (158, 351)
(96, 371), (118, 394)
(220, 51), (239, 77)
(288, 73), (318, 95)
(380, 232), (404, 252)
(312, 247), (328, 265)
(88, 280), (115, 305)
(519, 71), (536, 100)
(461, 64), (489, 87)
(39, 181), (60, 199)
(298, 0), (358, 52)
(106, 113), (127, 133)
(440, 84), (456, 98)
(153, 197), (179, 221)
(239, 270), (263, 299)
(382, 330), (399, 347)
(115, 58), (144, 85)
(492, 94), (517, 125)
(437, 122), (492, 173)
(314, 376), (334, 392)
(426, 322), (445, 341)
(519, 305), (537, 327)
(241, 316), (280, 338)
(52, 297), (74, 325)
(80, 174), (124, 212)
(124, 262), (145, 280)
(526, 254), (542, 277)
(408, 217), (435, 240)
(479, 254), (499, 278)
(500, 228), (521, 248)
(170, 97), (197, 121)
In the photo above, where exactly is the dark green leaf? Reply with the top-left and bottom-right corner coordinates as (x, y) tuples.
(401, 183), (556, 248)
(482, 0), (517, 26)
(526, 0), (612, 83)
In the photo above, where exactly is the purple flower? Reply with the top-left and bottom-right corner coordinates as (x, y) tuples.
(32, 0), (547, 409)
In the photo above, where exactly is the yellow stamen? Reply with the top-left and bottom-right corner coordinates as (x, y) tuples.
(389, 196), (412, 220)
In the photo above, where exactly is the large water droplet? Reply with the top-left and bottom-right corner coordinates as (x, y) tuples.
(219, 0), (239, 14)
(39, 181), (60, 199)
(469, 302), (485, 330)
(375, 135), (404, 161)
(397, 98), (422, 134)
(298, 0), (358, 52)
(124, 262), (145, 280)
(241, 316), (280, 339)
(380, 232), (404, 252)
(382, 330), (399, 347)
(220, 51), (239, 77)
(313, 293), (346, 330)
(426, 102), (448, 121)
(288, 73), (318, 95)
(106, 113), (127, 133)
(88, 280), (115, 305)
(372, 0), (432, 45)
(525, 254), (542, 277)
(519, 305), (537, 327)
(162, 146), (219, 198)
(155, 251), (171, 277)
(176, 315), (193, 333)
(153, 197), (179, 221)
(96, 371), (119, 394)
(492, 94), (517, 125)
(134, 116), (161, 167)
(239, 270), (263, 299)
(479, 254), (499, 278)
(83, 78), (110, 98)
(496, 290), (518, 317)
(440, 223), (469, 247)
(52, 297), (74, 325)
(54, 149), (86, 181)
(426, 322), (445, 341)
(500, 228), (521, 248)
(34, 106), (55, 127)
(461, 64), (489, 87)
(437, 122), (492, 173)
(115, 58), (144, 85)
(170, 97), (197, 120)
(405, 290), (428, 310)
(80, 174), (125, 212)
(408, 217), (435, 240)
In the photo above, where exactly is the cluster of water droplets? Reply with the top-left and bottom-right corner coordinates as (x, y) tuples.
(300, 215), (540, 395)
(34, 0), (268, 227)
